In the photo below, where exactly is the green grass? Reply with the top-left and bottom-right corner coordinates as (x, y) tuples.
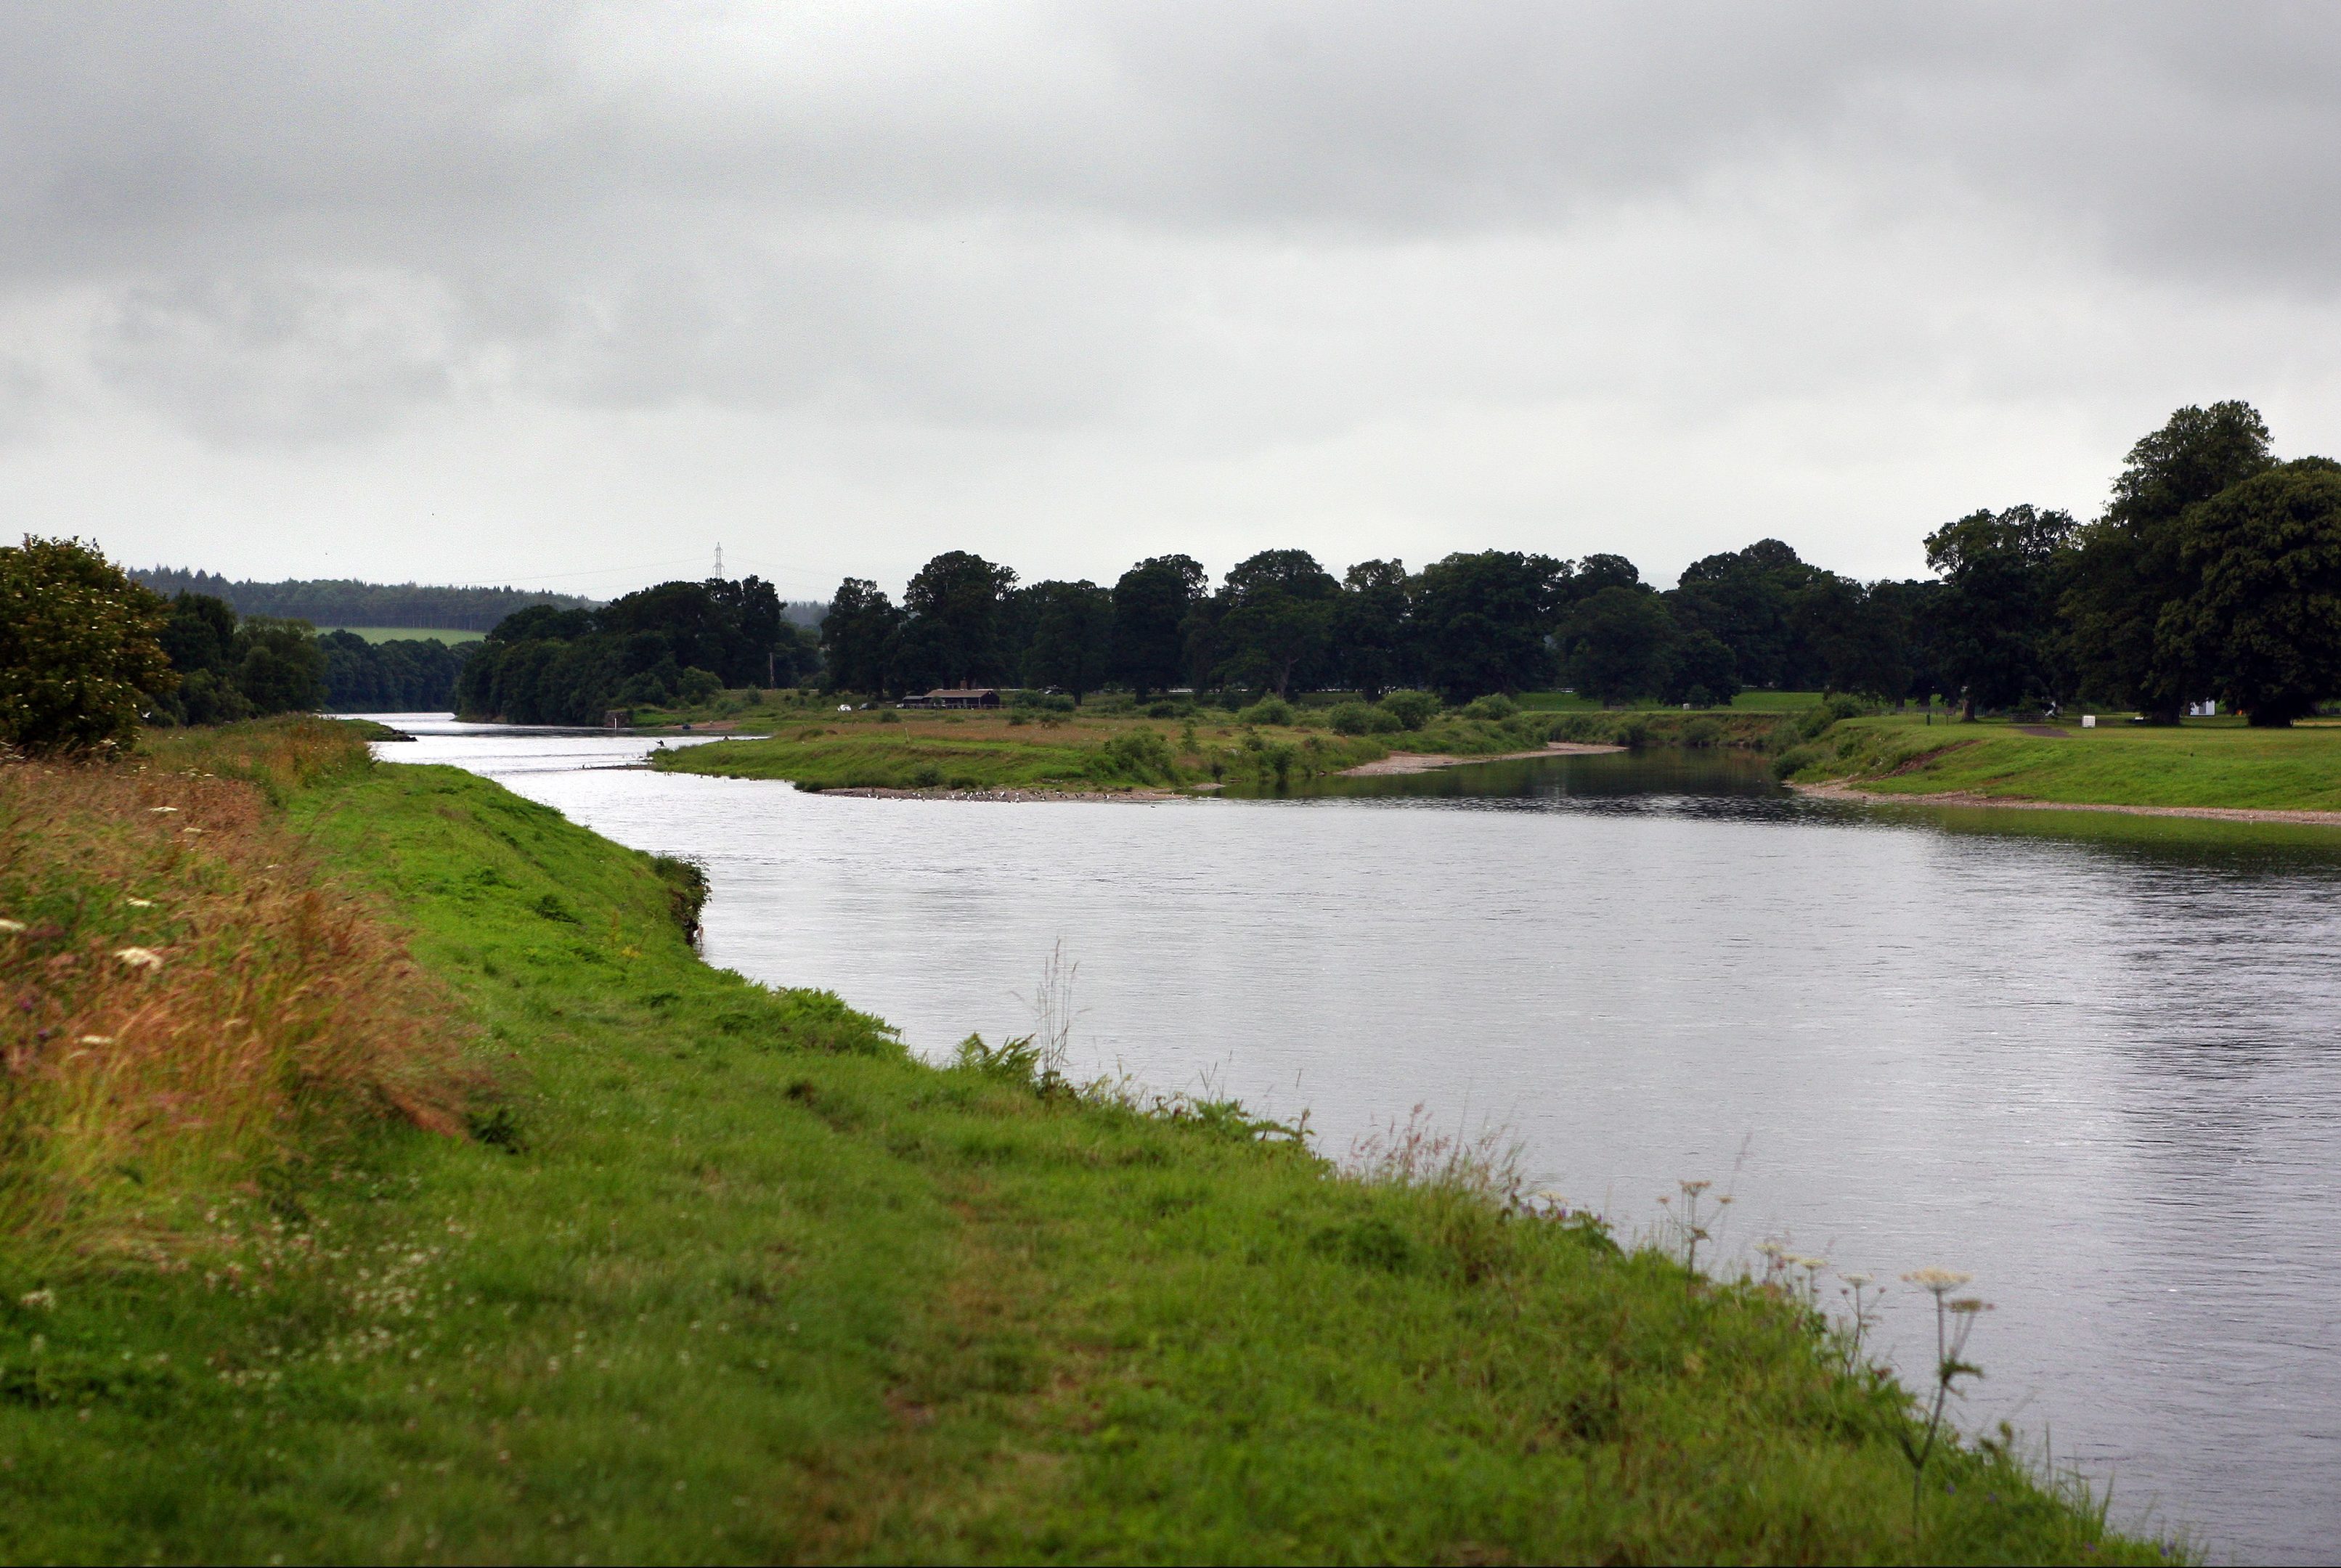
(659, 707), (1795, 793)
(1784, 713), (2341, 812)
(0, 730), (2181, 1561)
(315, 626), (486, 645)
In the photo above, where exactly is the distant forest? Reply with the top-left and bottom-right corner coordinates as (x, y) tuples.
(131, 570), (595, 632)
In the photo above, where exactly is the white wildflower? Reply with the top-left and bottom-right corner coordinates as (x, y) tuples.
(76, 1035), (115, 1046)
(127, 898), (156, 909)
(0, 918), (25, 935)
(1901, 1267), (1971, 1294)
(113, 947), (164, 971)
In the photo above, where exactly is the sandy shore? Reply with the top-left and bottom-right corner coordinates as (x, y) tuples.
(1792, 778), (2341, 827)
(1340, 741), (1626, 777)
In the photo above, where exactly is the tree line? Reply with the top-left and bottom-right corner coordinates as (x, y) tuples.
(130, 569), (595, 633)
(811, 401), (2341, 725)
(454, 577), (818, 724)
(152, 595), (470, 719)
(818, 544), (1942, 710)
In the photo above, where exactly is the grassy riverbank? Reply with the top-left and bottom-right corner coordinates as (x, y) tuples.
(659, 707), (1789, 793)
(0, 721), (2175, 1561)
(1780, 713), (2341, 813)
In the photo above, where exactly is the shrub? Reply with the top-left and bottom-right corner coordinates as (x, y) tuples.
(1377, 689), (1440, 729)
(908, 763), (944, 788)
(1006, 711), (1030, 727)
(1461, 693), (1518, 721)
(1680, 716), (1723, 748)
(1327, 701), (1380, 736)
(878, 709), (902, 724)
(676, 667), (723, 703)
(1612, 716), (1651, 748)
(1091, 730), (1178, 785)
(0, 536), (176, 755)
(1772, 742), (1824, 780)
(1238, 695), (1296, 727)
(1145, 701), (1184, 719)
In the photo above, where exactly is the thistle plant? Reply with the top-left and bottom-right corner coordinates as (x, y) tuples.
(1897, 1267), (1995, 1529)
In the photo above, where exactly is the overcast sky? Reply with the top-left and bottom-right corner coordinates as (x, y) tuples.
(4, 1), (2339, 601)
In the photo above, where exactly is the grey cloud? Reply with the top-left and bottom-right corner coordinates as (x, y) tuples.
(0, 1), (2337, 588)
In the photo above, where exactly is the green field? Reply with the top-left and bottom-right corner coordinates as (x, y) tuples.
(1783, 714), (2341, 813)
(658, 706), (1790, 793)
(316, 626), (486, 644)
(0, 721), (2174, 1561)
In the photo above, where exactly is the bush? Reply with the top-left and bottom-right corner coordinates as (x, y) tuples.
(675, 666), (723, 703)
(878, 709), (902, 724)
(1460, 693), (1518, 721)
(1238, 695), (1297, 727)
(1327, 701), (1381, 736)
(0, 536), (177, 754)
(1680, 716), (1723, 748)
(908, 763), (943, 788)
(1612, 716), (1651, 748)
(1772, 743), (1824, 780)
(1377, 689), (1440, 729)
(1090, 730), (1178, 785)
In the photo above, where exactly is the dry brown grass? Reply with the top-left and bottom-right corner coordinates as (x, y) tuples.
(0, 719), (471, 1262)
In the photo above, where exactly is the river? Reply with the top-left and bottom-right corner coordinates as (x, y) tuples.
(372, 716), (2341, 1564)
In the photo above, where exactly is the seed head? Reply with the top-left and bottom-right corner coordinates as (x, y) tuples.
(1901, 1267), (1971, 1294)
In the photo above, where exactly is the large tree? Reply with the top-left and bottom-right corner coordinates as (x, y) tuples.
(1409, 550), (1572, 701)
(818, 579), (901, 696)
(1668, 539), (1825, 690)
(0, 536), (176, 754)
(1789, 574), (1912, 702)
(1213, 550), (1340, 697)
(901, 552), (1018, 688)
(1333, 558), (1412, 698)
(2160, 459), (2341, 726)
(1560, 585), (1674, 706)
(1110, 554), (1206, 696)
(2064, 401), (2276, 719)
(1023, 579), (1115, 703)
(1925, 505), (2077, 717)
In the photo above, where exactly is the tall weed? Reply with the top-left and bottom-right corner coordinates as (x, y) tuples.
(0, 724), (472, 1261)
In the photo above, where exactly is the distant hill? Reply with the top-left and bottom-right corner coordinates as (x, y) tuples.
(783, 601), (826, 629)
(132, 569), (598, 633)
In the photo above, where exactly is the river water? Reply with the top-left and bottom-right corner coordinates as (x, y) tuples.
(372, 716), (2341, 1564)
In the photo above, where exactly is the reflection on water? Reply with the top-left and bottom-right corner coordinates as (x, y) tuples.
(372, 716), (2341, 1564)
